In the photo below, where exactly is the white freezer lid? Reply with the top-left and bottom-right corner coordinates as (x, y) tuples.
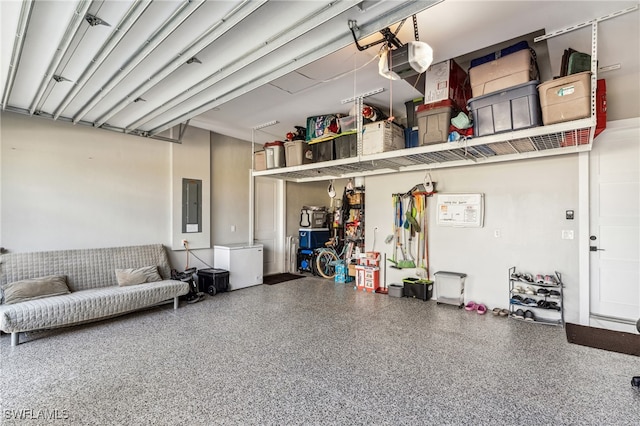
(214, 243), (263, 250)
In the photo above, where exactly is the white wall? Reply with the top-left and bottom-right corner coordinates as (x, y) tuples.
(364, 155), (580, 322)
(170, 125), (211, 251)
(1, 112), (172, 252)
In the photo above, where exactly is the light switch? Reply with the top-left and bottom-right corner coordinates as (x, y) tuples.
(562, 230), (574, 240)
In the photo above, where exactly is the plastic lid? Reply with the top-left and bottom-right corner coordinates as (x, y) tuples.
(417, 99), (456, 112)
(264, 141), (284, 147)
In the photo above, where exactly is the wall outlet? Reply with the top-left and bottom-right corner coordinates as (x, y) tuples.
(561, 230), (574, 240)
(494, 229), (501, 238)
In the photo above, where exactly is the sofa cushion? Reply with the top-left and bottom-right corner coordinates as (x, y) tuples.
(115, 266), (162, 287)
(1, 275), (71, 305)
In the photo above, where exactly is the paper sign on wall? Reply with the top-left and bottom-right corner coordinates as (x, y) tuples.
(436, 193), (484, 228)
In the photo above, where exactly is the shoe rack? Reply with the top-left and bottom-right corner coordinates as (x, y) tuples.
(508, 266), (564, 326)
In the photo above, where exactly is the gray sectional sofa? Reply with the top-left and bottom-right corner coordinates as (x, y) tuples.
(0, 244), (189, 346)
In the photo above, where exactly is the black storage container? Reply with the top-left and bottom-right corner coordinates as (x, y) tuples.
(402, 278), (434, 300)
(334, 133), (357, 159)
(311, 138), (335, 162)
(197, 268), (229, 295)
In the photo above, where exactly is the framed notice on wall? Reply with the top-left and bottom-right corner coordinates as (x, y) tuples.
(436, 193), (484, 228)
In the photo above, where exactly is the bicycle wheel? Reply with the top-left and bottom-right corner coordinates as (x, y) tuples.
(315, 250), (338, 279)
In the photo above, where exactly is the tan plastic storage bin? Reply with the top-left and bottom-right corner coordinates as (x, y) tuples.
(254, 150), (266, 171)
(469, 49), (535, 98)
(284, 141), (307, 167)
(538, 71), (591, 125)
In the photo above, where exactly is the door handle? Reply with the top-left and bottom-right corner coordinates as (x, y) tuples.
(589, 246), (605, 252)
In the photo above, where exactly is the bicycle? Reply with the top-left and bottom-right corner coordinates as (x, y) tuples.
(314, 237), (352, 279)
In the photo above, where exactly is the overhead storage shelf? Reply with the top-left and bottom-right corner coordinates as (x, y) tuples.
(252, 5), (632, 183)
(252, 117), (595, 182)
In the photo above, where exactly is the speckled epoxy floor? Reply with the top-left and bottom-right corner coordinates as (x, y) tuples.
(1, 276), (639, 425)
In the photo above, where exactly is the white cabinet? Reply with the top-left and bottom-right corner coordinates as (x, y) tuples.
(214, 244), (263, 290)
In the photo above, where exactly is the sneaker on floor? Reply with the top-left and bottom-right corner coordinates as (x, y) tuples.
(524, 310), (536, 321)
(499, 308), (509, 317)
(632, 377), (640, 389)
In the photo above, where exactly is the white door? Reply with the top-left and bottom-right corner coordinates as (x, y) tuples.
(589, 120), (640, 329)
(254, 177), (284, 275)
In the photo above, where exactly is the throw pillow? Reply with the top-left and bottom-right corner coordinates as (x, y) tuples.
(1, 275), (71, 305)
(115, 266), (162, 287)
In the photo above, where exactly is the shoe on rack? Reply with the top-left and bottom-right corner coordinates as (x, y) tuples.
(547, 301), (561, 311)
(525, 286), (536, 295)
(513, 309), (525, 319)
(510, 295), (524, 305)
(544, 274), (559, 286)
(549, 290), (561, 298)
(522, 297), (538, 307)
(520, 273), (534, 283)
(513, 285), (525, 294)
(524, 310), (536, 321)
(537, 288), (550, 296)
(535, 274), (545, 284)
(537, 300), (549, 309)
(510, 272), (522, 280)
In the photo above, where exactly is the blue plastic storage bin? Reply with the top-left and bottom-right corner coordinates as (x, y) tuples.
(299, 228), (330, 249)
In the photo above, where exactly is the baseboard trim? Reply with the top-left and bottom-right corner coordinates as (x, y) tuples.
(566, 323), (640, 357)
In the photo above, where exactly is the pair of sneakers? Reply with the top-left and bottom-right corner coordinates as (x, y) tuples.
(513, 308), (535, 321)
(464, 301), (487, 314)
(535, 274), (559, 286)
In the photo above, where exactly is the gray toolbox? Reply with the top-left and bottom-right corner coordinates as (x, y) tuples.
(434, 271), (467, 308)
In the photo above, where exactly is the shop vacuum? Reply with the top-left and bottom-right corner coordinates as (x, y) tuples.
(171, 267), (206, 303)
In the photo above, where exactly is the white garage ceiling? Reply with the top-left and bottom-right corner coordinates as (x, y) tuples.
(1, 1), (638, 144)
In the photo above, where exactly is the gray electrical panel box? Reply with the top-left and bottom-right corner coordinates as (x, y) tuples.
(182, 178), (202, 233)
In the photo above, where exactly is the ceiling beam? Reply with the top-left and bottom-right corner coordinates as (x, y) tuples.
(72, 0), (206, 124)
(1, 0), (34, 110)
(125, 0), (358, 132)
(29, 0), (92, 115)
(148, 0), (442, 136)
(52, 0), (152, 120)
(94, 0), (267, 128)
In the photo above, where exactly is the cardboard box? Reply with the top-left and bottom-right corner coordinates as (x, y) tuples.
(469, 49), (535, 98)
(424, 59), (470, 111)
(538, 71), (591, 125)
(362, 121), (404, 155)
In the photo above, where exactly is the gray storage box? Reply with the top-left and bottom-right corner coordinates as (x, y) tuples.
(388, 284), (404, 297)
(434, 271), (467, 308)
(468, 80), (542, 137)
